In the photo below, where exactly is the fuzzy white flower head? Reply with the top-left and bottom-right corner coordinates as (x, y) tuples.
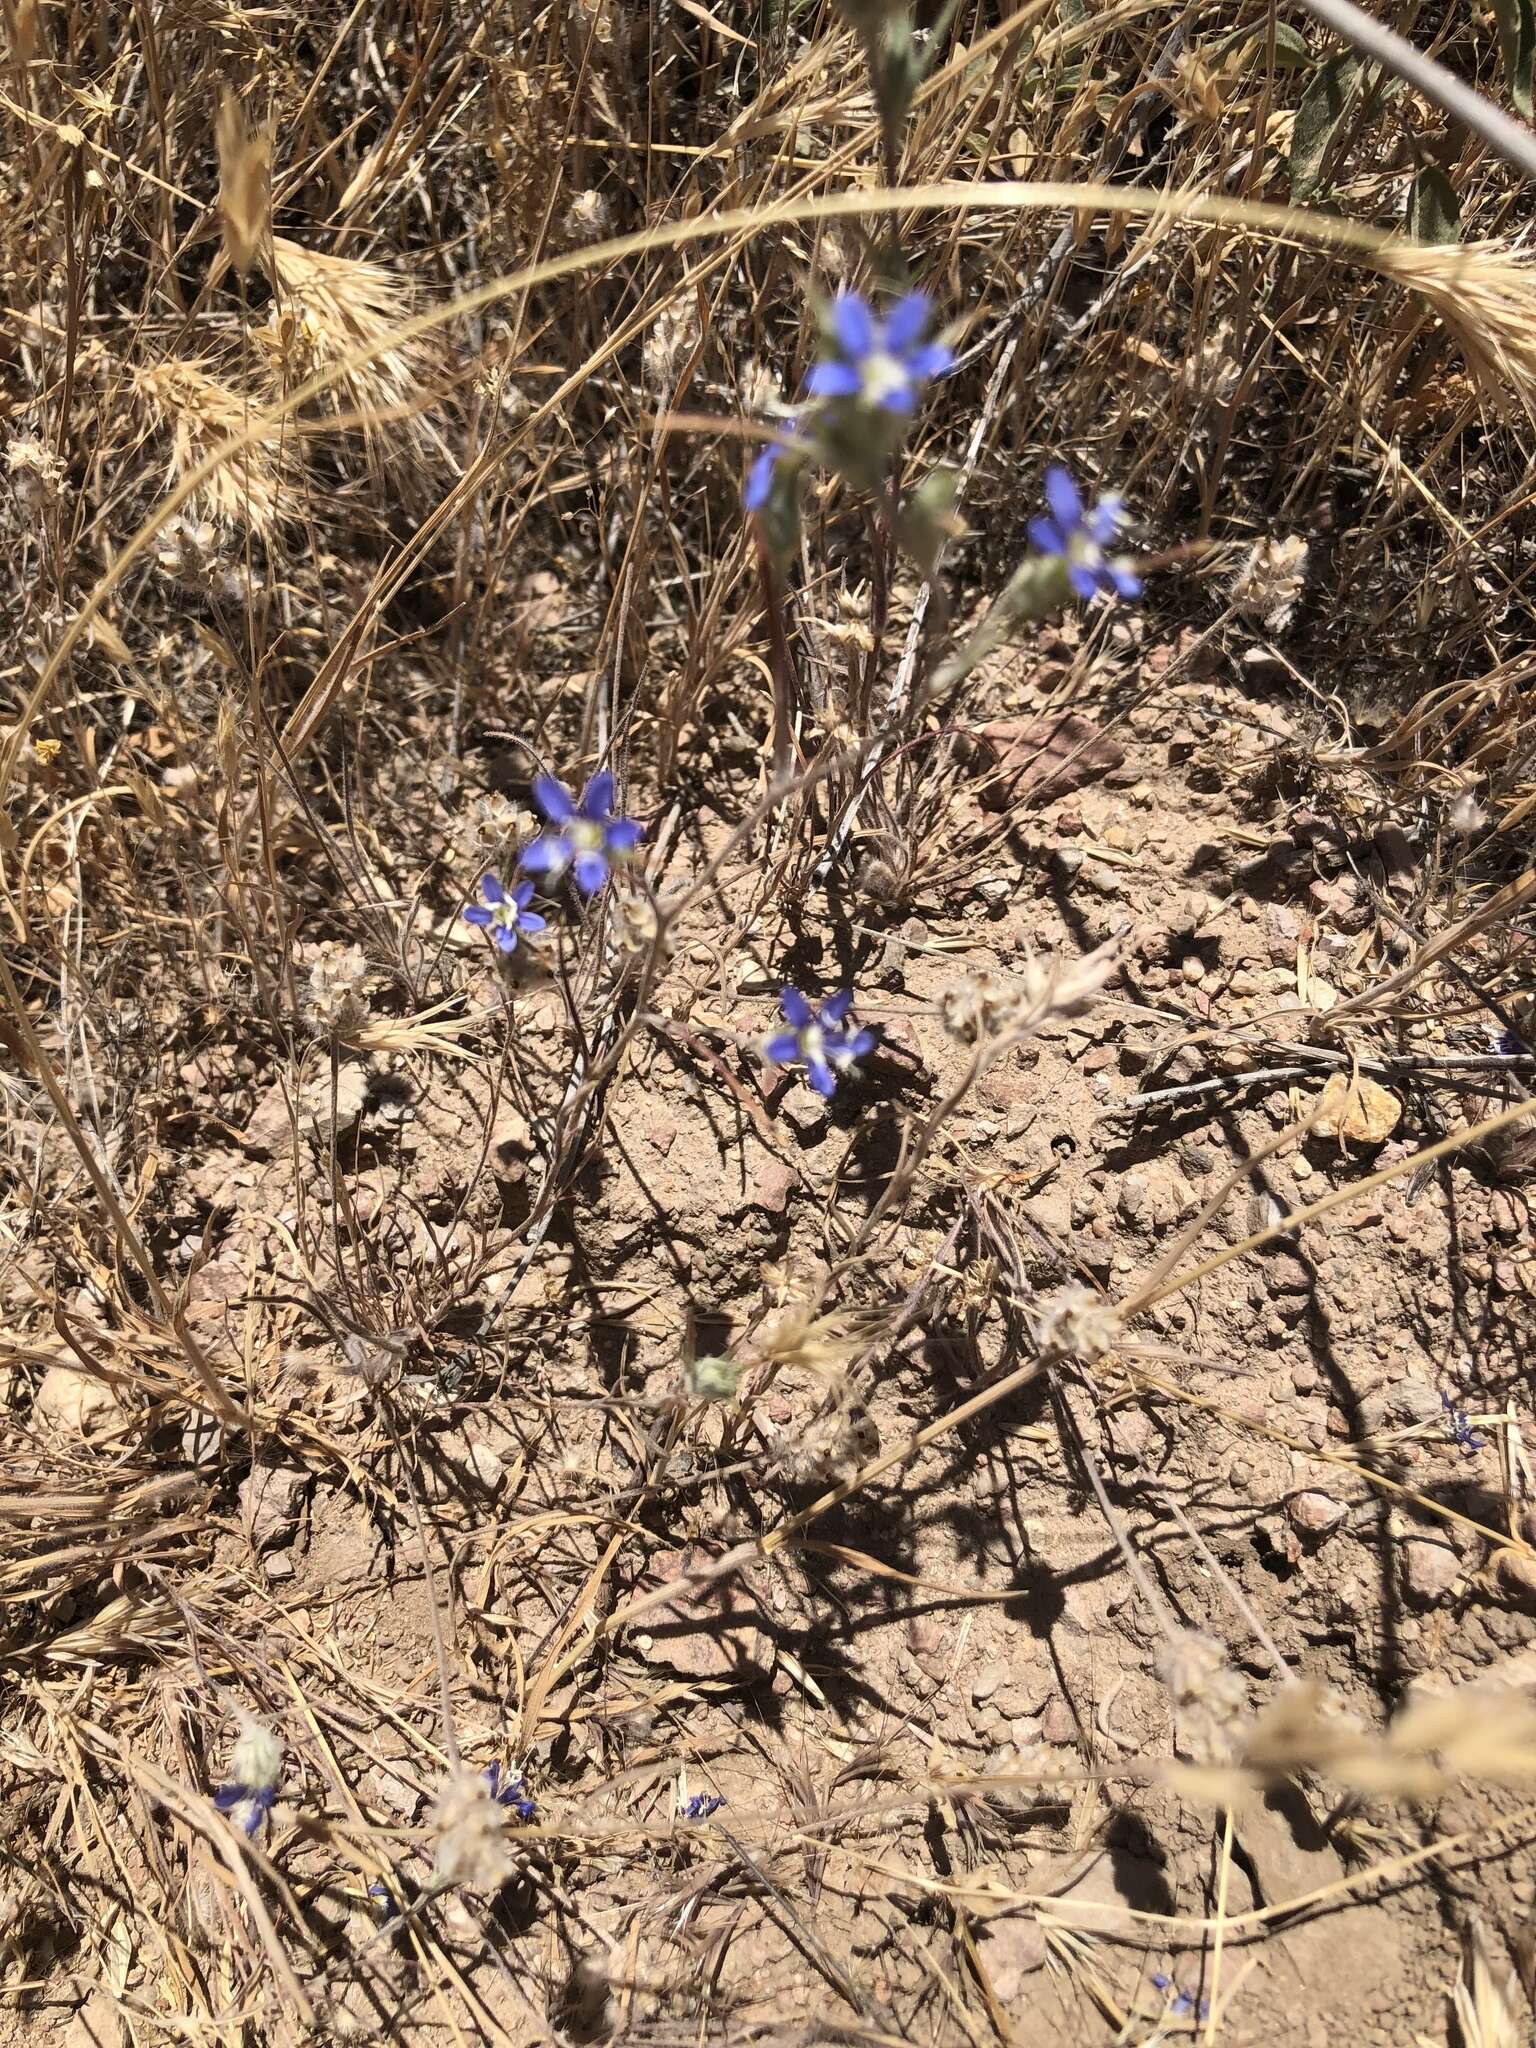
(231, 1716), (284, 1792)
(432, 1769), (515, 1892)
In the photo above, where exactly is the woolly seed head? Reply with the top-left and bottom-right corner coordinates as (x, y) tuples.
(432, 1768), (516, 1892)
(1032, 1285), (1122, 1363)
(231, 1715), (283, 1792)
(1230, 535), (1309, 635)
(1157, 1629), (1248, 1766)
(563, 189), (612, 243)
(301, 941), (371, 1038)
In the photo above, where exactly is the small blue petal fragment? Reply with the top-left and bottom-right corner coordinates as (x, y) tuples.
(806, 360), (862, 399)
(572, 850), (609, 895)
(532, 774), (575, 825)
(744, 445), (780, 511)
(1045, 465), (1084, 531)
(831, 291), (875, 358)
(883, 291), (933, 351)
(779, 987), (812, 1029)
(581, 770), (616, 820)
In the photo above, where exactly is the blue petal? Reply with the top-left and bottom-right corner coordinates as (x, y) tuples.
(518, 909), (547, 935)
(212, 1785), (245, 1812)
(1044, 465), (1083, 534)
(573, 850), (609, 894)
(480, 872), (506, 906)
(532, 774), (575, 825)
(820, 990), (853, 1026)
(765, 1031), (802, 1064)
(1028, 516), (1066, 558)
(581, 770), (616, 821)
(744, 446), (779, 511)
(876, 383), (917, 414)
(520, 834), (570, 873)
(463, 905), (494, 928)
(831, 291), (874, 360)
(780, 987), (812, 1028)
(883, 291), (932, 351)
(806, 360), (861, 399)
(1108, 562), (1142, 600)
(1085, 497), (1124, 546)
(605, 817), (644, 853)
(511, 878), (536, 910)
(844, 1028), (877, 1059)
(494, 925), (519, 953)
(904, 342), (954, 381)
(806, 1056), (837, 1098)
(1067, 563), (1101, 601)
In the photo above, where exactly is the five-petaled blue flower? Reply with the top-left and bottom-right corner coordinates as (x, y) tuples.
(214, 1781), (276, 1837)
(1030, 466), (1142, 602)
(483, 1763), (536, 1823)
(464, 873), (547, 954)
(807, 292), (954, 414)
(765, 988), (877, 1099)
(1150, 1973), (1208, 2022)
(681, 1792), (726, 1820)
(1441, 1390), (1485, 1457)
(522, 771), (643, 895)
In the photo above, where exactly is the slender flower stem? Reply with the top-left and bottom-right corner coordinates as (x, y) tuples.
(753, 529), (799, 776)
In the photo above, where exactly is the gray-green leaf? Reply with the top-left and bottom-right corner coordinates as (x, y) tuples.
(1289, 51), (1365, 202)
(1493, 0), (1535, 117)
(1406, 165), (1460, 244)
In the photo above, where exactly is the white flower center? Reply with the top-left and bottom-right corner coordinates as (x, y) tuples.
(801, 1023), (825, 1060)
(569, 818), (605, 854)
(860, 350), (910, 408)
(1068, 534), (1104, 573)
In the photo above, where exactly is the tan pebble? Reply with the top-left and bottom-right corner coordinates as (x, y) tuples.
(32, 1362), (125, 1437)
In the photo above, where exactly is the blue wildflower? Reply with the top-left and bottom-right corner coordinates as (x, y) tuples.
(213, 1781), (276, 1836)
(483, 1763), (536, 1823)
(765, 988), (877, 1099)
(1150, 1972), (1208, 2022)
(806, 291), (953, 415)
(214, 1717), (283, 1837)
(681, 1792), (726, 1821)
(1029, 466), (1142, 602)
(463, 873), (547, 954)
(1440, 1389), (1485, 1456)
(521, 770), (643, 895)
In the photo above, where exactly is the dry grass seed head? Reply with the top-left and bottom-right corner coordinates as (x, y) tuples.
(216, 90), (271, 277)
(260, 236), (444, 457)
(131, 360), (287, 534)
(1374, 238), (1536, 420)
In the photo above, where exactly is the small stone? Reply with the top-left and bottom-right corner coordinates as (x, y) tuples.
(32, 1362), (126, 1438)
(1494, 1550), (1536, 1610)
(1402, 1537), (1461, 1607)
(981, 1915), (1049, 1999)
(972, 1660), (1006, 1703)
(752, 1158), (796, 1216)
(1040, 1698), (1076, 1744)
(241, 1464), (308, 1552)
(1288, 1491), (1347, 1540)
